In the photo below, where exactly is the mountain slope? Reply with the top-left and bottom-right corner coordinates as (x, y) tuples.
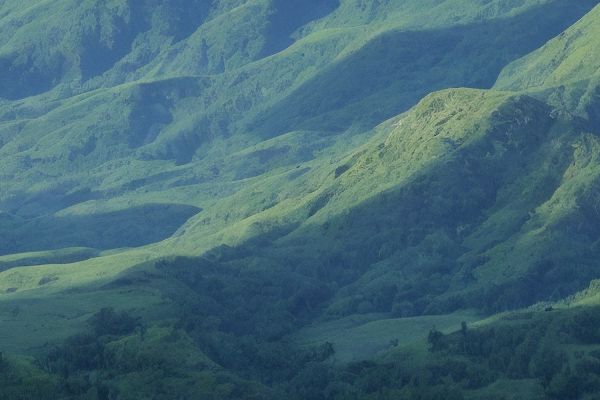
(1, 0), (597, 261)
(495, 4), (600, 127)
(2, 1), (600, 400)
(495, 4), (600, 90)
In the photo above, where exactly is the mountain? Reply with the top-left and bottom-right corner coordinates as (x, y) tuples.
(495, 3), (600, 130)
(1, 0), (595, 251)
(2, 1), (600, 399)
(495, 3), (600, 90)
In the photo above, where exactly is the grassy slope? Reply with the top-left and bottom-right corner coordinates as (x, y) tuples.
(1, 0), (594, 254)
(2, 2), (600, 398)
(1, 84), (597, 355)
(294, 311), (480, 364)
(495, 4), (600, 90)
(495, 3), (600, 129)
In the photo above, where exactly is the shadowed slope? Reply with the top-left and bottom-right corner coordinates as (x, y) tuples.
(254, 0), (600, 134)
(495, 4), (600, 91)
(3, 1), (595, 258)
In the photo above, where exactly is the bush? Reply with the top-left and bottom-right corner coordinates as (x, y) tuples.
(89, 307), (139, 337)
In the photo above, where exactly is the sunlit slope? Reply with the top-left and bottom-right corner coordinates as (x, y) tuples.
(3, 76), (600, 349)
(0, 0), (301, 99)
(1, 0), (589, 99)
(252, 0), (600, 134)
(1, 3), (600, 398)
(279, 90), (600, 313)
(3, 93), (600, 360)
(1, 0), (597, 260)
(2, 0), (581, 101)
(2, 0), (600, 368)
(172, 82), (600, 318)
(495, 3), (600, 127)
(0, 85), (584, 333)
(495, 4), (600, 90)
(0, 89), (525, 354)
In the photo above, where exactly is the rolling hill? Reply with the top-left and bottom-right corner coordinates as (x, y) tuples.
(2, 1), (600, 399)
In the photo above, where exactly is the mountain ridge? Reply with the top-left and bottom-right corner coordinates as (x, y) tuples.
(2, 1), (600, 399)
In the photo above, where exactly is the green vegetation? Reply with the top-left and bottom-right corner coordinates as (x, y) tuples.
(2, 0), (600, 399)
(5, 290), (600, 399)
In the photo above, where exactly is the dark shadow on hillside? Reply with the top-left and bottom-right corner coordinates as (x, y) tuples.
(127, 94), (600, 321)
(81, 0), (219, 81)
(93, 96), (600, 323)
(264, 111), (600, 317)
(0, 54), (65, 100)
(41, 105), (600, 368)
(252, 0), (599, 136)
(15, 93), (599, 330)
(0, 1), (215, 99)
(261, 0), (340, 57)
(0, 203), (201, 255)
(0, 248), (100, 272)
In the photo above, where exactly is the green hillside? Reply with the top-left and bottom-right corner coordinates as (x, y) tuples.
(1, 0), (595, 250)
(495, 3), (600, 128)
(2, 1), (600, 399)
(495, 4), (600, 90)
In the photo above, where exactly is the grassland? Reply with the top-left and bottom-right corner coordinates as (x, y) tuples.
(2, 1), (600, 399)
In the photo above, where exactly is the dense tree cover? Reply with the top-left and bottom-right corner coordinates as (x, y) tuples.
(422, 308), (600, 400)
(4, 266), (600, 399)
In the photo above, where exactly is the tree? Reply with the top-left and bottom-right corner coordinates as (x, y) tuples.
(89, 308), (139, 337)
(529, 345), (566, 385)
(392, 301), (415, 318)
(428, 327), (445, 352)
